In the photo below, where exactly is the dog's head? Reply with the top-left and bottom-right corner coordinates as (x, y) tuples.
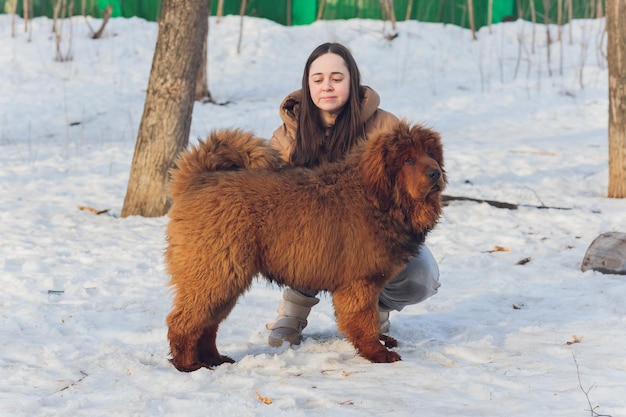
(361, 120), (446, 232)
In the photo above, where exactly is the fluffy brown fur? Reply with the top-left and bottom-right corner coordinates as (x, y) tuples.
(165, 121), (446, 372)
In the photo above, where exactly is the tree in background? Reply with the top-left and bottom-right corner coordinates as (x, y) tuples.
(121, 0), (210, 217)
(195, 29), (214, 103)
(607, 0), (626, 198)
(196, 0), (214, 103)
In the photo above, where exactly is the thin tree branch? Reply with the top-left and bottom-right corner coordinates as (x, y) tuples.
(572, 353), (613, 417)
(441, 195), (572, 210)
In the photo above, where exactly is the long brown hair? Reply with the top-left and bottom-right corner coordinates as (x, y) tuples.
(290, 43), (365, 167)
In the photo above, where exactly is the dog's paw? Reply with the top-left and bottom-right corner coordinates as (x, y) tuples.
(359, 344), (402, 363)
(170, 355), (235, 372)
(199, 354), (235, 368)
(169, 358), (205, 373)
(373, 349), (401, 363)
(379, 334), (398, 348)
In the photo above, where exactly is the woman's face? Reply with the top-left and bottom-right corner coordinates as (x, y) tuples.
(308, 53), (351, 122)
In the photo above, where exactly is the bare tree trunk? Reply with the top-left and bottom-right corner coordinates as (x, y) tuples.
(596, 0), (604, 18)
(237, 0), (247, 54)
(91, 4), (113, 39)
(217, 0), (224, 22)
(386, 0), (397, 31)
(24, 0), (29, 32)
(380, 0), (397, 39)
(467, 0), (477, 40)
(53, 0), (74, 62)
(121, 0), (210, 217)
(317, 0), (326, 21)
(567, 0), (572, 43)
(195, 0), (213, 102)
(529, 0), (536, 53)
(488, 0), (493, 34)
(405, 0), (413, 20)
(543, 0), (552, 76)
(10, 0), (18, 37)
(195, 29), (213, 102)
(607, 0), (626, 198)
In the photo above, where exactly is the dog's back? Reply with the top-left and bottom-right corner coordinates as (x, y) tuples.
(170, 129), (285, 198)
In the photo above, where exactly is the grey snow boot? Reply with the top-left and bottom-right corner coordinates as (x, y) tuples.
(379, 309), (391, 334)
(266, 289), (320, 347)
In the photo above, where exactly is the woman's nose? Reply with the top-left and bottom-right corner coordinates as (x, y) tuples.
(322, 80), (333, 91)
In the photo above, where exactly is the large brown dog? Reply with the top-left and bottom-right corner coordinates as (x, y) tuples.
(165, 121), (446, 372)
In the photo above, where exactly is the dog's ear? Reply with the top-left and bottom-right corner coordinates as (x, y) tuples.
(361, 131), (395, 212)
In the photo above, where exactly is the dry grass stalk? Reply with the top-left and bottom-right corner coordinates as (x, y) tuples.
(567, 0), (573, 43)
(23, 0), (28, 31)
(381, 0), (398, 39)
(529, 0), (537, 53)
(53, 0), (75, 62)
(217, 0), (224, 22)
(543, 0), (553, 77)
(237, 0), (247, 54)
(78, 205), (110, 215)
(488, 0), (493, 34)
(405, 0), (413, 20)
(10, 0), (18, 37)
(91, 4), (112, 39)
(317, 0), (326, 21)
(467, 0), (477, 40)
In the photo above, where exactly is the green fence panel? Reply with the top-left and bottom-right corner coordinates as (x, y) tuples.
(311, 0), (515, 28)
(1, 0), (120, 18)
(120, 0), (161, 20)
(292, 0), (316, 25)
(0, 0), (606, 28)
(210, 0), (288, 25)
(514, 0), (604, 22)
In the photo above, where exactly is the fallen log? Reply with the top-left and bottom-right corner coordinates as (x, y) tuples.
(441, 194), (572, 210)
(581, 232), (626, 275)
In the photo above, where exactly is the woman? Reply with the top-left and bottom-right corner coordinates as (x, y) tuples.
(266, 42), (440, 347)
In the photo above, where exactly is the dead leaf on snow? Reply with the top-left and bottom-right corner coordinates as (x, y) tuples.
(78, 205), (110, 215)
(254, 390), (272, 405)
(566, 335), (584, 345)
(484, 246), (510, 253)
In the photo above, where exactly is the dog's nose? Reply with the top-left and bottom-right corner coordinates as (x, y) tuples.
(428, 169), (441, 182)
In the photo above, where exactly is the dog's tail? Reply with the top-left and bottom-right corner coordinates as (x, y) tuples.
(170, 128), (285, 197)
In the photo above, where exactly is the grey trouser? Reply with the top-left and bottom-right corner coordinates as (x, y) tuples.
(296, 245), (440, 311)
(378, 245), (440, 311)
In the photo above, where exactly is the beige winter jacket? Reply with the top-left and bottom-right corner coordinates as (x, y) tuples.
(269, 86), (399, 163)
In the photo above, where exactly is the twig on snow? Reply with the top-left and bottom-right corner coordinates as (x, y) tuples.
(572, 353), (612, 417)
(58, 371), (88, 392)
(441, 194), (572, 210)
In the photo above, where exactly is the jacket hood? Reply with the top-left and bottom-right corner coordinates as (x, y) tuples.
(277, 86), (381, 130)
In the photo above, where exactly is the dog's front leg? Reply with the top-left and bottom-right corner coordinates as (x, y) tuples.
(332, 285), (401, 363)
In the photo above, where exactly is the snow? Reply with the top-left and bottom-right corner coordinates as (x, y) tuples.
(1, 13), (625, 417)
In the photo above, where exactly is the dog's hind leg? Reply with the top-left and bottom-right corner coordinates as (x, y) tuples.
(195, 294), (240, 367)
(167, 299), (238, 371)
(332, 285), (401, 363)
(166, 264), (252, 372)
(196, 322), (235, 367)
(167, 324), (203, 372)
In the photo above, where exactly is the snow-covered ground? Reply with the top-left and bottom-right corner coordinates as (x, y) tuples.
(1, 13), (624, 417)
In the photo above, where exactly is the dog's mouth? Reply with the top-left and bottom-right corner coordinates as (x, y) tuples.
(429, 183), (443, 194)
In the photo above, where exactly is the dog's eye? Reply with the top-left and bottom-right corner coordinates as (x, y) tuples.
(404, 157), (414, 165)
(427, 151), (435, 158)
